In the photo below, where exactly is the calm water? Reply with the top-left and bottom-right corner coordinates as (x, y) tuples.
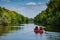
(0, 24), (60, 40)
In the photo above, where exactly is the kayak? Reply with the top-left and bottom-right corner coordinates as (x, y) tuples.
(34, 29), (44, 34)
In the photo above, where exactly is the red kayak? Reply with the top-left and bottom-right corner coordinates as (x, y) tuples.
(34, 29), (44, 34)
(34, 26), (44, 34)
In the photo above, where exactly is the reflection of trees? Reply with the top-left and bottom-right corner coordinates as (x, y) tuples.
(0, 26), (21, 36)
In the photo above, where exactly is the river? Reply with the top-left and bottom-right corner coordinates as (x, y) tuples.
(0, 24), (60, 40)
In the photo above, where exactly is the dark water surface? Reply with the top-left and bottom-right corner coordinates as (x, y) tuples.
(0, 24), (60, 40)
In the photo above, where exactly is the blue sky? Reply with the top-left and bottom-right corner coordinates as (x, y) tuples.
(0, 0), (49, 18)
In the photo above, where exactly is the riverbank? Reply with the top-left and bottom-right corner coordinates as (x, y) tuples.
(45, 25), (60, 32)
(34, 23), (60, 32)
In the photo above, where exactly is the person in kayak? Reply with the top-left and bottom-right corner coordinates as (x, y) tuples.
(34, 26), (39, 34)
(38, 27), (44, 34)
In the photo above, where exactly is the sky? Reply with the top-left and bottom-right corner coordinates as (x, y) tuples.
(0, 0), (49, 18)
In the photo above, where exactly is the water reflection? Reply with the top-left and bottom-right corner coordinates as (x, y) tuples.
(45, 32), (60, 40)
(0, 24), (60, 40)
(0, 25), (21, 36)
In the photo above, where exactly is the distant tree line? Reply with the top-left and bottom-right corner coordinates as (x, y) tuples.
(34, 0), (60, 32)
(0, 7), (29, 26)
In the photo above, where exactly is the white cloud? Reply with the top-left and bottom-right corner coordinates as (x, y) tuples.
(26, 2), (46, 6)
(26, 2), (36, 5)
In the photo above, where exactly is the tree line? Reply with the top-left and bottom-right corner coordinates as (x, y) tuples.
(34, 0), (60, 32)
(0, 7), (29, 26)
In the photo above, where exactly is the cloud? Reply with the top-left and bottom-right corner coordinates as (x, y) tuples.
(26, 2), (36, 5)
(26, 2), (46, 6)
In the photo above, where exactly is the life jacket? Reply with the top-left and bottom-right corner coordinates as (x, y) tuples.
(38, 30), (43, 34)
(34, 29), (39, 34)
(34, 27), (39, 34)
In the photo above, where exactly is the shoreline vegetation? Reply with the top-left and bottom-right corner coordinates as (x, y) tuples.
(0, 0), (60, 33)
(34, 0), (60, 32)
(0, 7), (28, 36)
(0, 7), (29, 26)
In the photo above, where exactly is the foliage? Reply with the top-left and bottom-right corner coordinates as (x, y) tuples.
(34, 0), (60, 32)
(0, 7), (29, 26)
